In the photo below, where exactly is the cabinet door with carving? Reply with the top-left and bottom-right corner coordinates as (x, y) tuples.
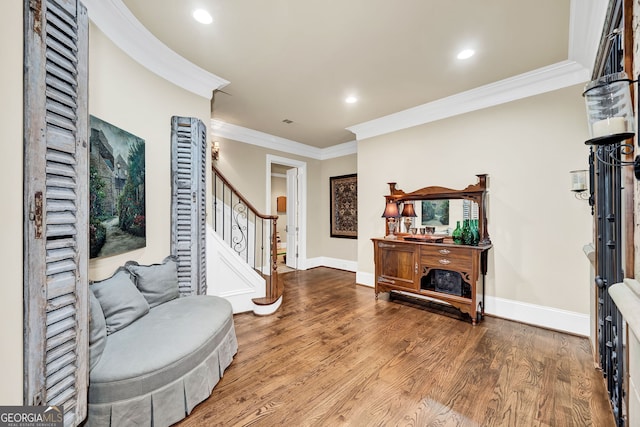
(375, 241), (418, 291)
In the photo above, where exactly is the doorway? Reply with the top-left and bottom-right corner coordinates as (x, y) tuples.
(266, 155), (307, 272)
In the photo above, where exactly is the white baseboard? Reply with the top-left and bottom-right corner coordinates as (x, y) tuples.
(356, 271), (374, 287)
(305, 257), (357, 272)
(484, 296), (589, 336)
(354, 270), (589, 336)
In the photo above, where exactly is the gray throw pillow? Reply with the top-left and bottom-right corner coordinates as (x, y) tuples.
(91, 268), (149, 335)
(125, 256), (180, 308)
(88, 287), (107, 370)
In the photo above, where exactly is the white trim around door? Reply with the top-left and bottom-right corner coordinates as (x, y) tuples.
(266, 155), (308, 270)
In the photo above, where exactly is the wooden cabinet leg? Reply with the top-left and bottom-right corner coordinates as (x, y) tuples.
(375, 292), (379, 300)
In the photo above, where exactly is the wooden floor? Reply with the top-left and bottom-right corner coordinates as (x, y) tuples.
(178, 267), (615, 427)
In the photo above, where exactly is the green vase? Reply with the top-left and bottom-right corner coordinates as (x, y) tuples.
(452, 220), (463, 244)
(461, 219), (473, 245)
(471, 219), (480, 246)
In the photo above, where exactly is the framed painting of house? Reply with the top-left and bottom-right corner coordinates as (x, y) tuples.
(89, 115), (146, 258)
(330, 174), (357, 239)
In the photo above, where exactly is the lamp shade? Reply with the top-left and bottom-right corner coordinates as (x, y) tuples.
(401, 202), (417, 217)
(381, 201), (400, 218)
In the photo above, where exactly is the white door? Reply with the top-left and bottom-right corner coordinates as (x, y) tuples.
(286, 167), (298, 269)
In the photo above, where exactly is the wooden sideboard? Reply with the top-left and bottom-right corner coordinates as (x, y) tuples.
(372, 238), (491, 325)
(373, 175), (492, 325)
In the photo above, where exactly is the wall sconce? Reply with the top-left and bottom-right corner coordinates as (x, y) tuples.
(211, 141), (220, 161)
(381, 201), (400, 239)
(400, 201), (417, 233)
(570, 169), (589, 200)
(583, 72), (640, 179)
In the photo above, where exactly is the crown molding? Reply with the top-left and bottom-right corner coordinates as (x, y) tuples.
(85, 0), (604, 154)
(83, 0), (229, 98)
(568, 0), (608, 71)
(346, 60), (590, 141)
(212, 120), (357, 160)
(318, 140), (358, 160)
(346, 0), (607, 142)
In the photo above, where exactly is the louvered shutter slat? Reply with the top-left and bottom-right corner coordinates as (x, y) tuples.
(46, 247), (75, 263)
(45, 328), (76, 353)
(46, 94), (77, 123)
(47, 272), (76, 300)
(46, 113), (77, 134)
(47, 293), (76, 313)
(47, 224), (77, 237)
(47, 375), (76, 404)
(46, 149), (76, 164)
(47, 179), (77, 194)
(46, 210), (76, 225)
(46, 258), (76, 275)
(46, 237), (75, 250)
(46, 305), (75, 328)
(47, 363), (76, 394)
(47, 199), (76, 213)
(47, 188), (77, 203)
(46, 23), (77, 54)
(45, 37), (77, 71)
(50, 385), (75, 410)
(46, 160), (76, 177)
(45, 75), (76, 107)
(46, 85), (77, 110)
(46, 340), (75, 365)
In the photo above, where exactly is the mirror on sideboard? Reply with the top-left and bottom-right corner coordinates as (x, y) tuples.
(399, 199), (479, 235)
(384, 174), (491, 245)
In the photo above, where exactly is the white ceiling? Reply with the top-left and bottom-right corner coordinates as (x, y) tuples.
(97, 0), (603, 150)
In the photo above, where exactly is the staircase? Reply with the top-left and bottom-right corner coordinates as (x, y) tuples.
(206, 165), (283, 315)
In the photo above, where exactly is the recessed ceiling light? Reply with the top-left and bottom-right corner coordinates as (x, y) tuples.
(193, 9), (213, 24)
(345, 96), (358, 104)
(457, 49), (475, 60)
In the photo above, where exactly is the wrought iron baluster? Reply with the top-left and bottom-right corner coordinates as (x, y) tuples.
(213, 175), (217, 233)
(211, 165), (281, 305)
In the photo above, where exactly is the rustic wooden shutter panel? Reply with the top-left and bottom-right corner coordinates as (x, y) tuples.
(170, 116), (207, 296)
(23, 0), (89, 425)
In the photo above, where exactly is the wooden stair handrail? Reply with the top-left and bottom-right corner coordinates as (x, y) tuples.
(212, 165), (277, 221)
(212, 165), (282, 307)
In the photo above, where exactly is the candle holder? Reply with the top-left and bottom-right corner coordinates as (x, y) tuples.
(570, 169), (589, 200)
(582, 73), (640, 181)
(583, 72), (635, 146)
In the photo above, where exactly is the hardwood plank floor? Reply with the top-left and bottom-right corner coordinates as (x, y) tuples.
(177, 267), (615, 427)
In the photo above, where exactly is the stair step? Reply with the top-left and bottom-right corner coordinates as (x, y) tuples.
(252, 296), (281, 306)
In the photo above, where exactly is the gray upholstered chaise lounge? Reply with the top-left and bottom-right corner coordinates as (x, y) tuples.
(85, 257), (238, 426)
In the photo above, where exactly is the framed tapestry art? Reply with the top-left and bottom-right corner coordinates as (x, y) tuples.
(89, 115), (146, 258)
(330, 174), (357, 238)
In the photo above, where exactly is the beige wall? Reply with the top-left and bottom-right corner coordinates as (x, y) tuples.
(214, 140), (358, 262)
(214, 138), (327, 258)
(88, 24), (211, 280)
(358, 85), (592, 314)
(0, 0), (24, 405)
